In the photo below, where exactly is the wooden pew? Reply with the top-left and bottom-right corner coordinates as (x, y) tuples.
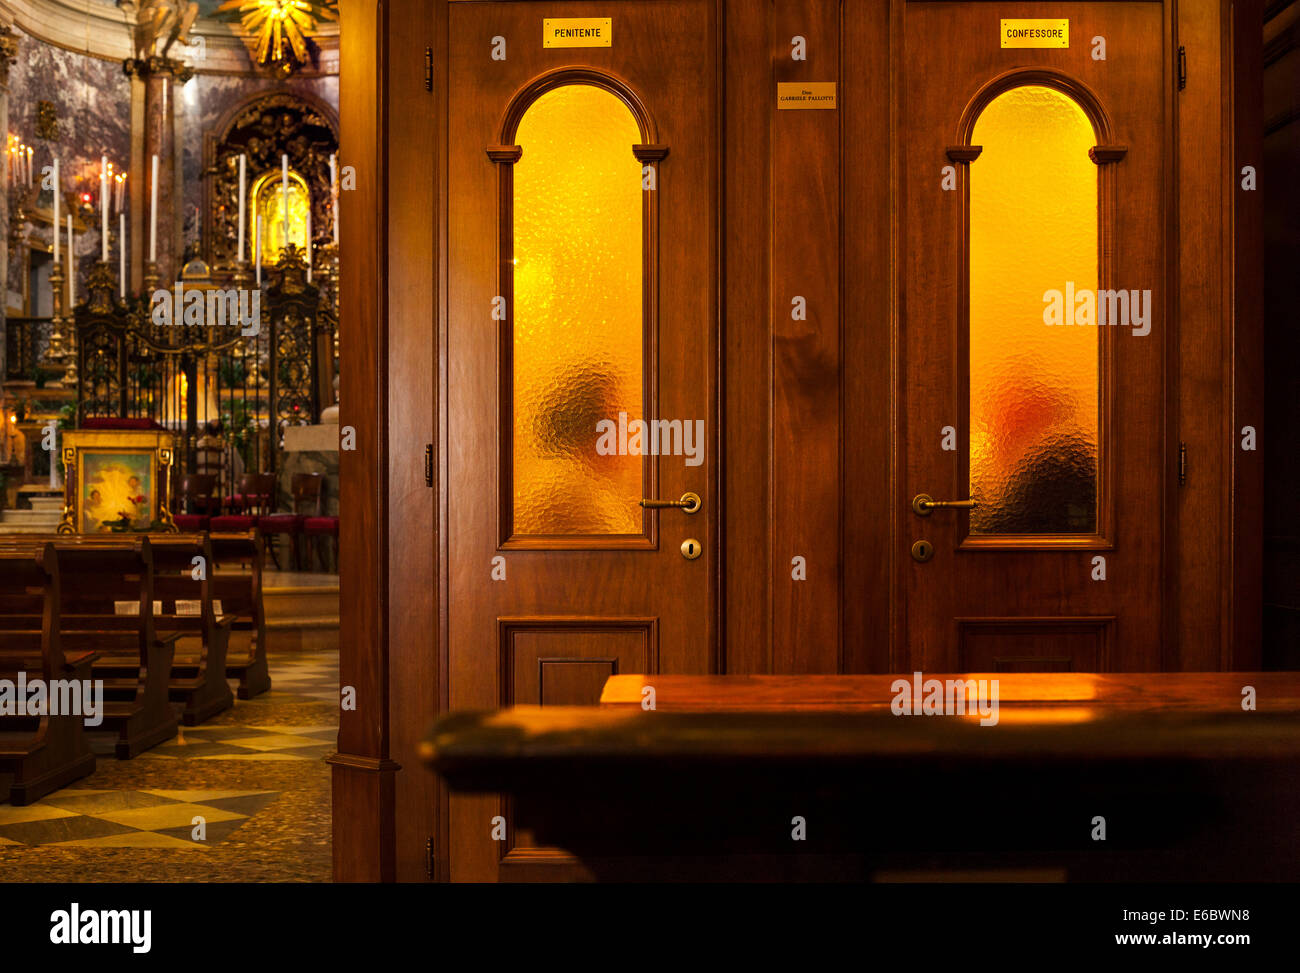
(51, 534), (235, 725)
(0, 545), (98, 805)
(0, 535), (234, 726)
(0, 538), (178, 758)
(208, 531), (271, 699)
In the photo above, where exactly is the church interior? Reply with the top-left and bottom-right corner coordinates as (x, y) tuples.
(1, 0), (1299, 905)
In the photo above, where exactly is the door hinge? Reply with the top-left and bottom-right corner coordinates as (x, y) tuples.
(1178, 442), (1187, 485)
(424, 444), (433, 487)
(425, 837), (436, 879)
(424, 47), (433, 92)
(1177, 46), (1186, 90)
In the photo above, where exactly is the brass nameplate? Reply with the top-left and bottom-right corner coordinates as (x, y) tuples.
(543, 18), (612, 48)
(1000, 18), (1069, 48)
(776, 82), (837, 110)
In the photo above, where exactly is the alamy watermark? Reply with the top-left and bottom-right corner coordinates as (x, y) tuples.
(595, 412), (705, 467)
(150, 282), (260, 336)
(891, 671), (1000, 726)
(49, 903), (151, 953)
(0, 675), (104, 726)
(1043, 282), (1152, 337)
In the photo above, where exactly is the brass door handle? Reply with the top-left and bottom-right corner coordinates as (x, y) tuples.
(912, 493), (979, 516)
(640, 492), (701, 514)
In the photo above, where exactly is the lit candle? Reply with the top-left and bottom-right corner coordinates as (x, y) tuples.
(67, 216), (75, 307)
(329, 154), (338, 245)
(306, 210), (312, 283)
(255, 214), (262, 286)
(281, 154), (289, 248)
(149, 154), (159, 264)
(119, 212), (127, 299)
(25, 146), (32, 186)
(52, 158), (60, 263)
(100, 156), (109, 262)
(237, 154), (246, 263)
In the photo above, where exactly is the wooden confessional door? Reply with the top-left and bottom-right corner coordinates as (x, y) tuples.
(445, 1), (717, 880)
(900, 2), (1167, 671)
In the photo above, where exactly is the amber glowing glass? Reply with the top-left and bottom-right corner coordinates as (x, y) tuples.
(252, 172), (310, 263)
(511, 84), (644, 536)
(969, 85), (1099, 535)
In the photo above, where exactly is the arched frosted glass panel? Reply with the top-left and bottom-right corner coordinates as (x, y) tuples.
(969, 85), (1098, 535)
(511, 84), (644, 536)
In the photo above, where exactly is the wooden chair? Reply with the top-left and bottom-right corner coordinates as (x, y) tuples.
(302, 516), (339, 573)
(0, 545), (97, 805)
(302, 478), (338, 572)
(173, 473), (219, 532)
(259, 473), (324, 570)
(211, 472), (277, 532)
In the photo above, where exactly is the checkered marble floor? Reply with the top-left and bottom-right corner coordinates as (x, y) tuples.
(252, 651), (337, 703)
(0, 648), (337, 879)
(144, 723), (337, 760)
(0, 789), (280, 849)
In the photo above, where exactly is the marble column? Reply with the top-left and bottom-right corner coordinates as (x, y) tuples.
(0, 26), (17, 383)
(125, 55), (191, 287)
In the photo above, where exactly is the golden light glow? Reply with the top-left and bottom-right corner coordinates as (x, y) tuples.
(511, 84), (644, 536)
(251, 171), (310, 263)
(217, 0), (337, 71)
(969, 85), (1099, 535)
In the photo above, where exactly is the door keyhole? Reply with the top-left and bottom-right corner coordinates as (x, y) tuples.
(681, 538), (702, 560)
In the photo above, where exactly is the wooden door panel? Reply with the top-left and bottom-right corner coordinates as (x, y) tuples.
(446, 0), (717, 881)
(957, 616), (1115, 672)
(900, 1), (1167, 671)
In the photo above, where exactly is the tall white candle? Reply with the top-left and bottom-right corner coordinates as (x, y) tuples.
(119, 212), (127, 299)
(237, 154), (246, 263)
(329, 154), (339, 246)
(66, 216), (74, 308)
(149, 154), (159, 264)
(306, 210), (312, 283)
(281, 154), (289, 248)
(255, 215), (262, 286)
(52, 158), (60, 263)
(100, 156), (109, 262)
(25, 146), (32, 186)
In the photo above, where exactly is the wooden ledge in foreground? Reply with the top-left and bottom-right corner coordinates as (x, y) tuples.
(599, 672), (1300, 712)
(421, 673), (1300, 880)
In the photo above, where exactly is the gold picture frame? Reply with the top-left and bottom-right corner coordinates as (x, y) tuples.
(58, 429), (177, 534)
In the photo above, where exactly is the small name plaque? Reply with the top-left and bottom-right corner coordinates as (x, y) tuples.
(543, 18), (612, 48)
(1000, 18), (1069, 48)
(776, 82), (837, 110)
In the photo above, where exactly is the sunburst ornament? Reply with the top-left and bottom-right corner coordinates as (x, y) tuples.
(217, 0), (337, 76)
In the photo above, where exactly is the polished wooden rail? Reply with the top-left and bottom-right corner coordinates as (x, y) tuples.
(425, 673), (1300, 881)
(599, 672), (1300, 713)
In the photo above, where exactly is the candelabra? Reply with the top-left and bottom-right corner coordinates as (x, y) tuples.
(143, 259), (160, 296)
(231, 257), (254, 291)
(60, 324), (78, 389)
(43, 259), (67, 376)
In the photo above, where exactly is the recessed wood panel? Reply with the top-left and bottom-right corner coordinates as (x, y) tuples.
(957, 617), (1115, 672)
(501, 617), (657, 707)
(499, 617), (657, 871)
(540, 661), (619, 706)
